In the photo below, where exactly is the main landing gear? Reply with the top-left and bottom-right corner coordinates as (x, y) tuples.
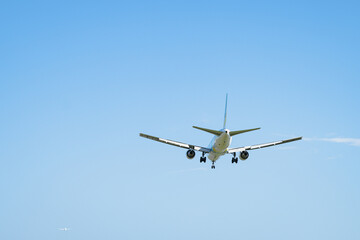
(200, 152), (206, 163)
(231, 153), (238, 164)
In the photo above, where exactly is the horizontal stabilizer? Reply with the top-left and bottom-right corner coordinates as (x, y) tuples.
(230, 128), (261, 136)
(192, 126), (222, 136)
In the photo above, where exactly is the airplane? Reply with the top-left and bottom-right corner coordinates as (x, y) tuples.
(58, 227), (70, 231)
(140, 94), (302, 169)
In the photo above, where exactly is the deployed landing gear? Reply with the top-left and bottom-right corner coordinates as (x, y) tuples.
(231, 153), (238, 164)
(200, 152), (206, 163)
(211, 162), (215, 169)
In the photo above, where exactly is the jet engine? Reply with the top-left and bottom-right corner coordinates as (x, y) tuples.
(186, 149), (195, 159)
(240, 150), (249, 160)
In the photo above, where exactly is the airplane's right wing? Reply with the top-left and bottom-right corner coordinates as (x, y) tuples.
(227, 137), (302, 153)
(140, 133), (211, 153)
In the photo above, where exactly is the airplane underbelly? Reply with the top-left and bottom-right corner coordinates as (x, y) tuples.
(208, 152), (220, 161)
(208, 150), (225, 161)
(208, 133), (231, 161)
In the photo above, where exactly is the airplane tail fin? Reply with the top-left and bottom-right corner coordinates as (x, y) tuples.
(192, 94), (229, 136)
(223, 94), (228, 129)
(193, 94), (260, 136)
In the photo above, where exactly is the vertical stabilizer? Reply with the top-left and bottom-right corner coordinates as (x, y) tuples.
(223, 94), (228, 129)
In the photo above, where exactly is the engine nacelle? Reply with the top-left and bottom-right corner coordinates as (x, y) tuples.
(240, 150), (249, 160)
(186, 149), (195, 159)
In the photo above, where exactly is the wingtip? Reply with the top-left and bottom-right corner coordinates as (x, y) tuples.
(295, 136), (303, 141)
(282, 136), (303, 143)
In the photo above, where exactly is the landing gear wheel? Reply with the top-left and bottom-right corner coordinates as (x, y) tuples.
(211, 162), (215, 169)
(232, 153), (238, 164)
(200, 157), (206, 163)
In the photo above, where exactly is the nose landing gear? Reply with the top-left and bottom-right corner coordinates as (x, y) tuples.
(211, 162), (215, 169)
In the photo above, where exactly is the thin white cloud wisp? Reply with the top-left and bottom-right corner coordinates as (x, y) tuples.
(305, 137), (360, 147)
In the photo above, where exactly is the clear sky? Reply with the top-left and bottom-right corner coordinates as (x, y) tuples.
(1, 1), (360, 239)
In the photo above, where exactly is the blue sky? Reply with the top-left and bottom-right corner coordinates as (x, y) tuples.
(1, 1), (360, 239)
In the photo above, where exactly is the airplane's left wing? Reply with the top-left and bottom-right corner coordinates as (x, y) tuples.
(140, 133), (211, 153)
(227, 137), (302, 153)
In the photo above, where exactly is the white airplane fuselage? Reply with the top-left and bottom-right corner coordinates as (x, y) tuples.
(207, 129), (232, 161)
